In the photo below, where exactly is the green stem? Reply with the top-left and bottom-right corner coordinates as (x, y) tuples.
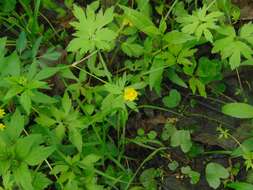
(203, 150), (232, 155)
(125, 147), (167, 190)
(165, 0), (179, 20)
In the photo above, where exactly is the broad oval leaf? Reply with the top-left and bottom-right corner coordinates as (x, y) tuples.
(227, 182), (253, 190)
(222, 103), (253, 118)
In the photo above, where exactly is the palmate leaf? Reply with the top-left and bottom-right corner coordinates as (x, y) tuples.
(176, 5), (223, 42)
(212, 25), (253, 69)
(13, 163), (33, 190)
(67, 3), (117, 54)
(240, 22), (253, 45)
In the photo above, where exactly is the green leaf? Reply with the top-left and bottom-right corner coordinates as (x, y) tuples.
(240, 23), (253, 46)
(162, 89), (181, 108)
(81, 154), (101, 167)
(40, 48), (61, 61)
(196, 57), (221, 79)
(121, 42), (144, 57)
(4, 86), (24, 100)
(36, 113), (56, 127)
(32, 172), (52, 190)
(212, 25), (253, 69)
(171, 130), (192, 153)
(25, 146), (55, 166)
(20, 91), (32, 115)
(67, 4), (116, 53)
(227, 182), (253, 190)
(15, 134), (42, 160)
(139, 168), (157, 190)
(222, 103), (253, 118)
(181, 166), (200, 184)
(13, 163), (33, 190)
(161, 123), (176, 141)
(0, 0), (16, 12)
(34, 67), (60, 80)
(69, 127), (82, 152)
(0, 51), (21, 77)
(206, 162), (229, 189)
(62, 92), (72, 114)
(176, 5), (223, 42)
(31, 37), (42, 59)
(232, 138), (253, 157)
(168, 161), (179, 171)
(16, 31), (27, 54)
(189, 77), (207, 97)
(6, 110), (24, 140)
(120, 5), (160, 36)
(149, 58), (164, 94)
(31, 91), (57, 104)
(167, 68), (188, 88)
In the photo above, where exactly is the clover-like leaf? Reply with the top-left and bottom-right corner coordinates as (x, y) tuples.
(171, 130), (192, 153)
(206, 162), (229, 189)
(162, 89), (181, 108)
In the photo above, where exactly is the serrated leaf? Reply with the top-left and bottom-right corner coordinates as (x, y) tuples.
(164, 30), (195, 44)
(31, 91), (57, 104)
(32, 172), (52, 190)
(81, 154), (101, 167)
(176, 5), (222, 42)
(16, 31), (27, 54)
(34, 67), (60, 80)
(240, 23), (253, 45)
(6, 110), (24, 140)
(167, 68), (188, 88)
(149, 58), (164, 94)
(0, 51), (21, 77)
(121, 42), (144, 57)
(213, 25), (253, 69)
(69, 127), (82, 152)
(20, 91), (32, 115)
(13, 163), (33, 190)
(189, 77), (207, 97)
(232, 137), (253, 157)
(120, 5), (160, 36)
(25, 146), (55, 166)
(62, 92), (72, 114)
(67, 4), (116, 54)
(15, 134), (42, 160)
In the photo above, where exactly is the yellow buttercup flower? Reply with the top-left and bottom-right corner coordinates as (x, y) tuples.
(0, 108), (5, 118)
(124, 87), (138, 101)
(0, 123), (6, 131)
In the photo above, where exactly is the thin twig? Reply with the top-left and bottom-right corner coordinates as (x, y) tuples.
(71, 50), (98, 67)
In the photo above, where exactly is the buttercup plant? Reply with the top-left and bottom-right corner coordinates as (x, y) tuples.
(0, 0), (253, 189)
